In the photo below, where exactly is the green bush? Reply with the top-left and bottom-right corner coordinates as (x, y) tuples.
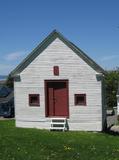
(105, 68), (119, 109)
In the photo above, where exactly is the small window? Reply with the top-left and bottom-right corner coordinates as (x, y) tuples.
(29, 94), (40, 106)
(53, 66), (59, 76)
(75, 94), (86, 106)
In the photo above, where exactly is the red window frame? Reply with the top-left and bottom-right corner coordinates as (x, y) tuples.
(29, 94), (40, 106)
(74, 94), (86, 106)
(53, 66), (59, 76)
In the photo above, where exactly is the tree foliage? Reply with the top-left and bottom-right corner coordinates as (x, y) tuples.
(105, 68), (119, 109)
(6, 75), (14, 89)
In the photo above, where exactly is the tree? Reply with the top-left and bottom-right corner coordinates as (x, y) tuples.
(105, 68), (119, 109)
(6, 75), (14, 88)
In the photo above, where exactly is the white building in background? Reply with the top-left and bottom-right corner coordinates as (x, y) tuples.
(117, 87), (119, 116)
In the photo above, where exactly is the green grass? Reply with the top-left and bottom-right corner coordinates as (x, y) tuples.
(0, 120), (119, 160)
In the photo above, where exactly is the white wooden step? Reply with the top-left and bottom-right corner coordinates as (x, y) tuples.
(51, 122), (65, 125)
(50, 127), (66, 131)
(50, 117), (68, 131)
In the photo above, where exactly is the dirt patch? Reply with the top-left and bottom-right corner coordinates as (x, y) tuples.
(0, 117), (14, 120)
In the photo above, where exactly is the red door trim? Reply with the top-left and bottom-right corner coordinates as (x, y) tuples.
(44, 80), (69, 118)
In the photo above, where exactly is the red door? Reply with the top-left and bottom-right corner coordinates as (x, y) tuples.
(45, 80), (69, 117)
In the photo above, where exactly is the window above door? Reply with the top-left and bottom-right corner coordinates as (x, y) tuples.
(53, 66), (59, 76)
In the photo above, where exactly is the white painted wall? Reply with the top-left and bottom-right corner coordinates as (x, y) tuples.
(14, 38), (105, 131)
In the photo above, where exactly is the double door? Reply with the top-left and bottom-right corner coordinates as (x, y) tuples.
(45, 80), (69, 117)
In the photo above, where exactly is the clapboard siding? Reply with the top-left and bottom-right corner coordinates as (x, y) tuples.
(117, 97), (119, 115)
(14, 38), (103, 131)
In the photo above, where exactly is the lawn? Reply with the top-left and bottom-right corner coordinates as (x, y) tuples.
(0, 120), (119, 160)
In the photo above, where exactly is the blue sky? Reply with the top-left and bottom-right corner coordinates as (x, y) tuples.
(0, 0), (119, 75)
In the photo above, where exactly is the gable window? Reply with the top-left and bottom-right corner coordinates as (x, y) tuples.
(74, 94), (86, 106)
(29, 94), (40, 106)
(53, 66), (59, 76)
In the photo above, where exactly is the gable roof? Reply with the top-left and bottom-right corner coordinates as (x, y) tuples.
(0, 86), (11, 98)
(0, 91), (14, 104)
(10, 30), (106, 77)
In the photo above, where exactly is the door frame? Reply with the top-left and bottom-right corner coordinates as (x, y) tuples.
(44, 80), (69, 118)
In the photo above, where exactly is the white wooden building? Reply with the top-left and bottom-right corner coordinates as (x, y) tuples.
(10, 30), (106, 131)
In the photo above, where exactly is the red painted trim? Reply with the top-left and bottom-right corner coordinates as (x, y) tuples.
(53, 66), (59, 76)
(29, 94), (40, 106)
(74, 94), (86, 106)
(44, 81), (48, 117)
(44, 80), (69, 118)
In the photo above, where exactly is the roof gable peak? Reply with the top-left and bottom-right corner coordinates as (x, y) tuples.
(10, 30), (106, 77)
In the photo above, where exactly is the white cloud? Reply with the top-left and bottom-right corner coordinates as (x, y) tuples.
(0, 50), (29, 75)
(4, 51), (27, 61)
(0, 64), (14, 75)
(100, 55), (119, 62)
(98, 54), (119, 70)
